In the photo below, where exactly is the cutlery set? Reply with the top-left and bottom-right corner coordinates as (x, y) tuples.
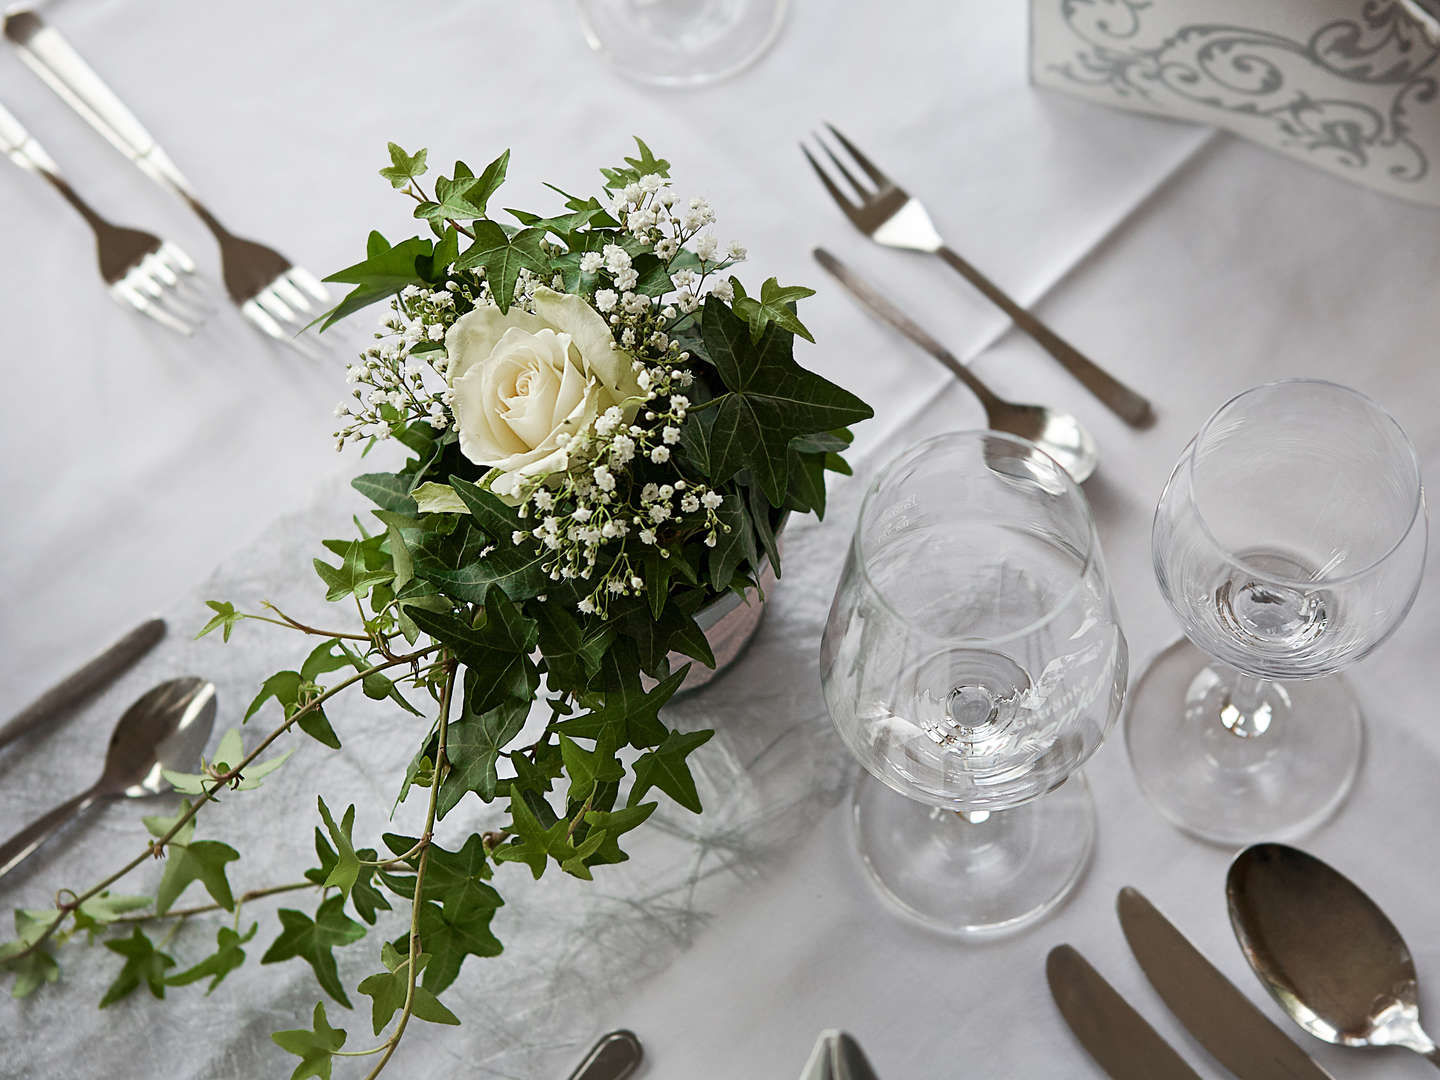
(1, 9), (327, 351)
(803, 123), (1154, 473)
(1049, 857), (1440, 1078)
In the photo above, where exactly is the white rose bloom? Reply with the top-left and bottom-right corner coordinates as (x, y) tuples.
(445, 288), (643, 497)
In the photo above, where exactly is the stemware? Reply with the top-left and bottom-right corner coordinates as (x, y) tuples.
(1126, 380), (1427, 844)
(820, 431), (1128, 934)
(574, 0), (787, 87)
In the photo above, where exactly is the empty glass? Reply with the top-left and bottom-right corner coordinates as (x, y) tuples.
(1127, 380), (1427, 844)
(574, 0), (787, 87)
(820, 432), (1128, 934)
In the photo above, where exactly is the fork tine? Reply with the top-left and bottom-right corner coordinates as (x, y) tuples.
(111, 281), (194, 336)
(801, 144), (859, 217)
(815, 134), (871, 202)
(157, 240), (196, 275)
(242, 299), (324, 360)
(285, 266), (329, 303)
(269, 274), (313, 314)
(254, 288), (300, 327)
(824, 123), (890, 188)
(139, 250), (179, 288)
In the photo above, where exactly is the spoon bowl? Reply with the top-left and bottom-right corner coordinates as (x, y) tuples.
(988, 400), (1099, 485)
(0, 677), (216, 883)
(1227, 843), (1440, 1066)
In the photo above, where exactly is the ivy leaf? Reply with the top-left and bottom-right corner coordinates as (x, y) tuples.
(401, 900), (502, 994)
(305, 830), (391, 926)
(261, 895), (366, 1007)
(272, 1002), (348, 1080)
(152, 815), (239, 915)
(601, 136), (671, 189)
(447, 475), (524, 540)
(582, 801), (658, 865)
(413, 518), (549, 603)
(197, 600), (243, 642)
(455, 220), (549, 312)
(378, 142), (427, 189)
(316, 798), (360, 898)
(67, 892), (151, 940)
(408, 593), (538, 716)
(358, 943), (461, 1035)
(707, 492), (758, 592)
(164, 727), (293, 794)
(494, 790), (572, 880)
(352, 472), (418, 515)
(3, 947), (58, 998)
(701, 295), (873, 505)
(413, 151), (508, 225)
(380, 833), (501, 920)
(729, 276), (817, 343)
(556, 646), (687, 749)
(533, 603), (613, 693)
(628, 728), (714, 814)
(559, 734), (624, 802)
(313, 539), (392, 602)
(319, 231), (433, 331)
(437, 691), (528, 815)
(166, 922), (257, 995)
(99, 927), (175, 1007)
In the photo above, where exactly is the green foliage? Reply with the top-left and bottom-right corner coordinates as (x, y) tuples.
(261, 896), (366, 1007)
(272, 1002), (347, 1080)
(166, 923), (256, 995)
(100, 927), (175, 1007)
(0, 139), (874, 1080)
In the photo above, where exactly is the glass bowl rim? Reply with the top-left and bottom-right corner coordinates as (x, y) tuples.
(1181, 377), (1426, 590)
(852, 429), (1102, 648)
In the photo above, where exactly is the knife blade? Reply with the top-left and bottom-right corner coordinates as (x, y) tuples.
(0, 618), (166, 751)
(1047, 944), (1203, 1080)
(1117, 887), (1335, 1080)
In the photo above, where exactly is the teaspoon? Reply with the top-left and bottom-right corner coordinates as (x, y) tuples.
(814, 247), (1100, 483)
(1227, 843), (1440, 1068)
(0, 677), (216, 883)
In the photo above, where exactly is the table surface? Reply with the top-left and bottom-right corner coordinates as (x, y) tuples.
(2, 1), (1438, 1078)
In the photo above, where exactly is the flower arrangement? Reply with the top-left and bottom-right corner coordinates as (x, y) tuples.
(0, 139), (870, 1078)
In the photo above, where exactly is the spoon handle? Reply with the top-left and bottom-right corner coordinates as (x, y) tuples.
(0, 786), (101, 882)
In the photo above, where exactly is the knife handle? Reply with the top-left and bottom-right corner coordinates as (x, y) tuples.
(0, 618), (166, 752)
(4, 11), (194, 199)
(566, 1030), (643, 1080)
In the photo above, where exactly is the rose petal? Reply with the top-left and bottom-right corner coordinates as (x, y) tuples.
(531, 288), (643, 402)
(452, 363), (529, 464)
(444, 304), (547, 385)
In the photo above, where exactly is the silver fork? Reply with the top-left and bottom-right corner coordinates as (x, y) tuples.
(5, 10), (329, 357)
(1, 101), (205, 335)
(803, 124), (1154, 428)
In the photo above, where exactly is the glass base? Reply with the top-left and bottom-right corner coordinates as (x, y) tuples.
(575, 0), (788, 87)
(1125, 638), (1363, 845)
(850, 773), (1095, 936)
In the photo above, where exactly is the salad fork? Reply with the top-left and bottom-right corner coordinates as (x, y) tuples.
(802, 123), (1154, 428)
(4, 10), (329, 356)
(1, 102), (205, 335)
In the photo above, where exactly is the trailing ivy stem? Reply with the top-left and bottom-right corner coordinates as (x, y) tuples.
(254, 603), (371, 642)
(8, 649), (437, 964)
(109, 881), (317, 925)
(359, 656), (455, 1080)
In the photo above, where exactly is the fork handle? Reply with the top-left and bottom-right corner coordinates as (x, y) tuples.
(0, 101), (111, 232)
(937, 245), (1154, 428)
(5, 11), (195, 200)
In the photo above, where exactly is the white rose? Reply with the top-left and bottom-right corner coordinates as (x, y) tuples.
(445, 288), (642, 495)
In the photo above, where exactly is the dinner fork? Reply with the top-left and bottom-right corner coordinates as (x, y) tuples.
(4, 10), (329, 356)
(803, 124), (1154, 428)
(0, 102), (205, 335)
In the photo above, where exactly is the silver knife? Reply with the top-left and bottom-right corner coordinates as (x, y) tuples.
(3, 11), (196, 199)
(1118, 887), (1336, 1080)
(1047, 944), (1204, 1080)
(0, 618), (166, 751)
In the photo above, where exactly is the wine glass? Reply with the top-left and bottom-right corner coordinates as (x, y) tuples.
(820, 432), (1128, 934)
(1127, 380), (1427, 844)
(574, 0), (787, 87)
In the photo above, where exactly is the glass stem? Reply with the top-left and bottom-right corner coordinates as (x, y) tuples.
(1220, 672), (1273, 738)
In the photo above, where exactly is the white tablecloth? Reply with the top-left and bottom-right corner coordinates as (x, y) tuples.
(2, 1), (1438, 1077)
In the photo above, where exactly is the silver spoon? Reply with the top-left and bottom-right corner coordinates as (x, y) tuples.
(0, 677), (216, 883)
(814, 247), (1100, 483)
(1227, 843), (1440, 1068)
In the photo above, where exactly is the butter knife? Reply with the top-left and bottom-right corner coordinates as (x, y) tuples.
(1047, 945), (1203, 1080)
(0, 618), (166, 751)
(1117, 887), (1335, 1080)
